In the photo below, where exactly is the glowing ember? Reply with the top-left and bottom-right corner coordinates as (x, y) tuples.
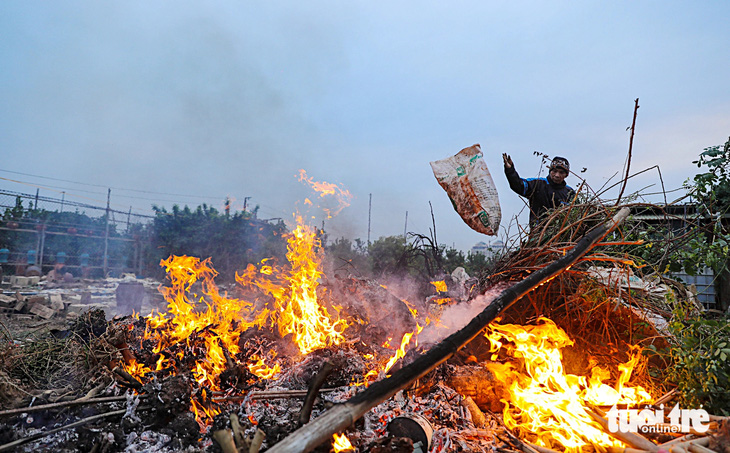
(332, 433), (354, 452)
(485, 318), (654, 451)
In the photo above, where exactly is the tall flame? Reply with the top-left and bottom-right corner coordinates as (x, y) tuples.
(237, 219), (348, 355)
(485, 318), (653, 451)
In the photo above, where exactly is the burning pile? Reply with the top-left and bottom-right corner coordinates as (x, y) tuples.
(1, 181), (727, 452)
(123, 214), (427, 426)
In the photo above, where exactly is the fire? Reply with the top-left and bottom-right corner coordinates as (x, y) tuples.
(383, 331), (414, 375)
(126, 214), (350, 424)
(247, 353), (281, 380)
(297, 169), (353, 218)
(332, 433), (354, 452)
(360, 323), (424, 383)
(123, 171), (444, 428)
(123, 357), (153, 377)
(430, 280), (448, 292)
(237, 219), (349, 355)
(485, 318), (654, 451)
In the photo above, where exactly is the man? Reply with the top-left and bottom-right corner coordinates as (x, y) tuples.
(502, 153), (575, 225)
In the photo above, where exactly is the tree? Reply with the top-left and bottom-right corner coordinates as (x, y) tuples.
(147, 203), (287, 280)
(325, 237), (369, 277)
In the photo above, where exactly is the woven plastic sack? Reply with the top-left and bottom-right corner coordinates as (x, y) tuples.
(430, 144), (501, 236)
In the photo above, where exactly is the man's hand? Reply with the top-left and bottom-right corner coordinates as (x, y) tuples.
(502, 153), (514, 169)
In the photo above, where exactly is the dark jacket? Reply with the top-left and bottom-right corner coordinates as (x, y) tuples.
(504, 165), (575, 224)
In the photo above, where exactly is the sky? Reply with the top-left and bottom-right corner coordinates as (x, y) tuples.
(1, 1), (729, 252)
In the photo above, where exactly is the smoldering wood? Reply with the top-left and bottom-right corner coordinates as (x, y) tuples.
(112, 366), (143, 390)
(267, 207), (631, 453)
(494, 428), (541, 453)
(298, 360), (335, 427)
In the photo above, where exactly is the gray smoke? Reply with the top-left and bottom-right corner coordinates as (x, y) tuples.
(418, 284), (508, 346)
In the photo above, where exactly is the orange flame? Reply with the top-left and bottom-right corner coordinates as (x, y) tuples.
(248, 353), (281, 380)
(430, 280), (448, 292)
(297, 169), (353, 218)
(360, 323), (424, 384)
(485, 318), (653, 451)
(333, 433), (354, 452)
(141, 255), (270, 408)
(237, 221), (349, 355)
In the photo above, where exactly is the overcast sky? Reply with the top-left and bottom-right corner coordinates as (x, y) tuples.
(1, 1), (729, 252)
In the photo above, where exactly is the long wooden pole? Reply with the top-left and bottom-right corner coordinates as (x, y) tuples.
(616, 98), (639, 206)
(268, 207), (631, 453)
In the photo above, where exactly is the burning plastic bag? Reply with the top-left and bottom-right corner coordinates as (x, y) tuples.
(430, 144), (501, 236)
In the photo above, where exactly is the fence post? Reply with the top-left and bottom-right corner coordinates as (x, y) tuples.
(135, 237), (142, 276)
(34, 222), (41, 268)
(38, 222), (46, 270)
(103, 188), (110, 277)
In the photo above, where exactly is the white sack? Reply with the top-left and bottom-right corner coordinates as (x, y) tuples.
(430, 144), (501, 236)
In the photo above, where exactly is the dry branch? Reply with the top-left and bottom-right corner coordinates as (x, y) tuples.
(460, 395), (487, 428)
(525, 442), (562, 453)
(653, 388), (677, 406)
(298, 360), (335, 427)
(0, 394), (145, 417)
(0, 408), (132, 452)
(230, 413), (249, 450)
(585, 408), (658, 452)
(249, 429), (265, 453)
(268, 208), (631, 453)
(211, 388), (338, 402)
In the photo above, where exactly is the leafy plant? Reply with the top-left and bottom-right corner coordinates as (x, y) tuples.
(692, 136), (730, 210)
(666, 312), (730, 415)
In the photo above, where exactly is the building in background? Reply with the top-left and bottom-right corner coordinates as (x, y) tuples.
(471, 240), (506, 258)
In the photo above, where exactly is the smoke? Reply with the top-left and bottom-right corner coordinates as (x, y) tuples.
(418, 283), (508, 346)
